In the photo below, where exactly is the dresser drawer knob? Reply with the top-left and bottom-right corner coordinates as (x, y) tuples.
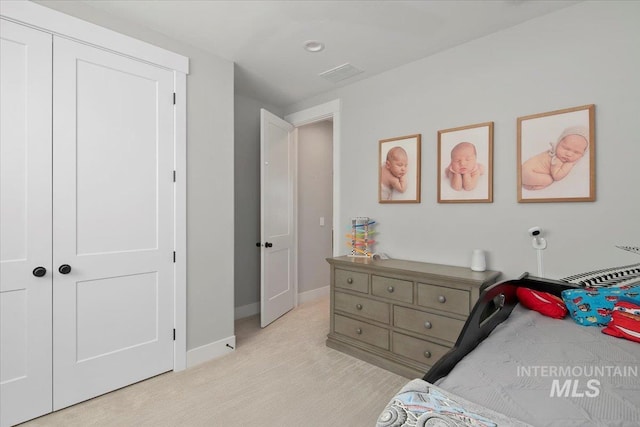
(355, 328), (362, 335)
(356, 303), (363, 310)
(347, 277), (353, 284)
(424, 351), (432, 359)
(424, 321), (432, 329)
(438, 295), (446, 303)
(387, 286), (394, 293)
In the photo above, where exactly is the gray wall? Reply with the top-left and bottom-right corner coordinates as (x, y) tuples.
(36, 1), (236, 350)
(286, 1), (640, 281)
(298, 121), (333, 294)
(42, 0), (640, 332)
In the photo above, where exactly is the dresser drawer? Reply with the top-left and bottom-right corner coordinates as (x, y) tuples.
(394, 307), (464, 343)
(334, 314), (389, 349)
(372, 275), (413, 303)
(417, 283), (470, 316)
(335, 292), (390, 324)
(392, 332), (450, 366)
(335, 268), (369, 293)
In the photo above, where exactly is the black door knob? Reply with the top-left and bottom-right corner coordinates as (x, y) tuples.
(265, 242), (273, 248)
(32, 266), (47, 277)
(58, 264), (72, 274)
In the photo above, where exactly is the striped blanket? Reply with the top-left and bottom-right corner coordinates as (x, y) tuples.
(562, 263), (640, 288)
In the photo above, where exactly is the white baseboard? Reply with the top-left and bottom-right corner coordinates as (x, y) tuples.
(298, 285), (330, 304)
(186, 335), (236, 368)
(234, 302), (259, 320)
(234, 286), (330, 320)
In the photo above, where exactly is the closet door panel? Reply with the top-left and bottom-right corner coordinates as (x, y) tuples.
(0, 20), (53, 427)
(52, 36), (175, 410)
(74, 58), (158, 255)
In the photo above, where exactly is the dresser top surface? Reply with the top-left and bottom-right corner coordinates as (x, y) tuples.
(327, 256), (500, 284)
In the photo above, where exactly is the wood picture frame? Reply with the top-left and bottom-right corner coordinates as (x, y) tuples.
(518, 104), (595, 203)
(379, 134), (421, 203)
(437, 122), (493, 203)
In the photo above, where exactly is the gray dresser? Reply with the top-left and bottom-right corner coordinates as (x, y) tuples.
(326, 256), (501, 378)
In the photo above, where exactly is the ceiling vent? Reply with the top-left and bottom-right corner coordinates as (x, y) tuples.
(319, 63), (364, 84)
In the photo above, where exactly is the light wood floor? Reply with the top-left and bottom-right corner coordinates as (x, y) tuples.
(21, 296), (408, 426)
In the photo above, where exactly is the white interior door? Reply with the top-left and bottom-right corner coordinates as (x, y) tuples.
(52, 37), (175, 409)
(0, 20), (53, 427)
(260, 109), (296, 327)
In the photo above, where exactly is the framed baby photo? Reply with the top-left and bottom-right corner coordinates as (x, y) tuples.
(379, 134), (421, 203)
(517, 104), (595, 203)
(437, 122), (493, 203)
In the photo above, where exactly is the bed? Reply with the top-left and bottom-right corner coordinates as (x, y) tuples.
(377, 266), (640, 427)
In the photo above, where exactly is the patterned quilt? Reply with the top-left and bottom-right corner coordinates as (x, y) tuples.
(377, 379), (532, 427)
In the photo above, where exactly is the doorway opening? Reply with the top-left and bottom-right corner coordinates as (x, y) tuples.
(258, 100), (340, 327)
(296, 119), (334, 304)
(285, 100), (340, 310)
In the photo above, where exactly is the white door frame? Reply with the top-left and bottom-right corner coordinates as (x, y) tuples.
(0, 1), (189, 372)
(173, 74), (187, 371)
(285, 99), (342, 259)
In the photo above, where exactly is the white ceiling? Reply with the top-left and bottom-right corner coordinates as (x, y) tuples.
(77, 0), (579, 108)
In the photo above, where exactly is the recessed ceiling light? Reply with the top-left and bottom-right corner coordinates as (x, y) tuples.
(304, 40), (325, 53)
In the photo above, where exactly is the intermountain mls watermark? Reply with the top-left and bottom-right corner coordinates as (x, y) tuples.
(517, 365), (638, 397)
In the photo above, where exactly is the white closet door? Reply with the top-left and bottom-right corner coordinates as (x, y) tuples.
(0, 20), (53, 427)
(52, 37), (175, 410)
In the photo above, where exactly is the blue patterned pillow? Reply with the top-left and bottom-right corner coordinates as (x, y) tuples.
(561, 287), (640, 326)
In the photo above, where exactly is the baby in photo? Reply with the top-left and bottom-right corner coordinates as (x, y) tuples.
(521, 126), (589, 190)
(445, 142), (484, 191)
(380, 146), (408, 200)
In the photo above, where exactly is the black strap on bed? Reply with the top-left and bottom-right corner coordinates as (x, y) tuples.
(423, 273), (579, 383)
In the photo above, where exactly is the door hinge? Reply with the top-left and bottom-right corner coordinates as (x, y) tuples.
(173, 170), (176, 182)
(173, 329), (176, 341)
(173, 251), (176, 263)
(173, 92), (176, 105)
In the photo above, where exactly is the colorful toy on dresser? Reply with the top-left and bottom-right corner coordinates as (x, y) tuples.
(347, 217), (376, 257)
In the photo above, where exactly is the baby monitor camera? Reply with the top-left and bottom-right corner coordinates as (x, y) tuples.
(528, 226), (547, 250)
(528, 226), (542, 237)
(528, 226), (547, 277)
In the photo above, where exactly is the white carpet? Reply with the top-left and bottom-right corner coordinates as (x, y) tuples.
(21, 296), (408, 426)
